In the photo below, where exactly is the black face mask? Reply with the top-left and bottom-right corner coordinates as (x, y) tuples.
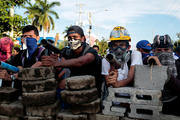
(154, 52), (173, 66)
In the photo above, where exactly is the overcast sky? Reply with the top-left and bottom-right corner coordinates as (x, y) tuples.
(15, 0), (180, 49)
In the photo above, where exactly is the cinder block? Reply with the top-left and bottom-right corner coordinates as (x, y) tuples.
(61, 88), (98, 104)
(107, 87), (162, 106)
(0, 115), (20, 120)
(22, 90), (56, 106)
(0, 87), (19, 103)
(71, 99), (100, 114)
(102, 100), (126, 117)
(65, 75), (96, 90)
(24, 116), (54, 120)
(18, 67), (55, 80)
(0, 101), (24, 117)
(56, 111), (88, 120)
(134, 65), (168, 90)
(22, 78), (56, 92)
(128, 104), (162, 120)
(25, 100), (59, 117)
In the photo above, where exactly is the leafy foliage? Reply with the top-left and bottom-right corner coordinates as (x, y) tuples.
(173, 33), (180, 51)
(24, 0), (60, 33)
(0, 0), (30, 38)
(96, 37), (108, 57)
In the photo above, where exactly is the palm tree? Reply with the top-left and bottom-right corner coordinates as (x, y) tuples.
(24, 0), (60, 37)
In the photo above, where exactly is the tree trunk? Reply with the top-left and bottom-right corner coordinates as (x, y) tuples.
(10, 6), (14, 38)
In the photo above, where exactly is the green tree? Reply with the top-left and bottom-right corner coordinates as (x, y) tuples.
(173, 33), (180, 51)
(24, 0), (60, 37)
(0, 0), (29, 38)
(98, 37), (108, 56)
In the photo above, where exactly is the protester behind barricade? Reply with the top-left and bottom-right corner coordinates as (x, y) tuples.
(41, 25), (102, 96)
(0, 25), (50, 92)
(174, 46), (180, 60)
(136, 40), (153, 64)
(101, 26), (143, 89)
(146, 34), (180, 116)
(0, 37), (14, 62)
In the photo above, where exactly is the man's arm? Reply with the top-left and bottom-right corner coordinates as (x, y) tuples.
(41, 53), (95, 67)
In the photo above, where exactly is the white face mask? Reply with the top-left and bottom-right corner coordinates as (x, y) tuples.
(68, 39), (82, 50)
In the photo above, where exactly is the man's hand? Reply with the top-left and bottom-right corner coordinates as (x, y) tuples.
(41, 54), (60, 67)
(31, 61), (42, 68)
(148, 56), (162, 66)
(106, 70), (118, 85)
(0, 70), (11, 81)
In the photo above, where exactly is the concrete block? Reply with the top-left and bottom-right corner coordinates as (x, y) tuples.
(134, 65), (168, 90)
(25, 100), (59, 117)
(65, 75), (95, 90)
(71, 99), (100, 114)
(107, 87), (162, 106)
(24, 116), (54, 120)
(18, 67), (55, 81)
(22, 78), (56, 92)
(0, 115), (20, 120)
(22, 90), (56, 106)
(61, 88), (98, 104)
(0, 101), (24, 117)
(128, 104), (162, 120)
(102, 100), (126, 117)
(56, 111), (88, 120)
(0, 87), (19, 103)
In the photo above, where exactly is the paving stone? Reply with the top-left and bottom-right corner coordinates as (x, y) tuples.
(22, 78), (56, 92)
(24, 116), (54, 120)
(134, 65), (168, 90)
(25, 100), (60, 117)
(56, 111), (87, 120)
(0, 101), (24, 117)
(0, 87), (19, 103)
(71, 99), (100, 114)
(61, 88), (98, 104)
(102, 100), (126, 117)
(107, 87), (162, 106)
(18, 67), (55, 80)
(88, 114), (119, 120)
(22, 90), (56, 106)
(0, 115), (21, 120)
(159, 113), (180, 120)
(65, 75), (95, 90)
(128, 104), (162, 120)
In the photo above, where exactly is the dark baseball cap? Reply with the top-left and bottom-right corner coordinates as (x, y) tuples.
(136, 40), (152, 50)
(66, 25), (85, 37)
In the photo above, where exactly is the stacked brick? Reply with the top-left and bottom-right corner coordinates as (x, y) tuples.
(103, 65), (168, 120)
(0, 87), (23, 120)
(18, 67), (59, 120)
(60, 75), (100, 115)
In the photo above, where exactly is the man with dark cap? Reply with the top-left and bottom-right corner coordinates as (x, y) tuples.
(41, 25), (102, 96)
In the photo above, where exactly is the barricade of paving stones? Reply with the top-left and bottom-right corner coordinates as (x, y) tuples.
(102, 65), (168, 120)
(61, 75), (100, 115)
(0, 87), (23, 120)
(20, 67), (59, 119)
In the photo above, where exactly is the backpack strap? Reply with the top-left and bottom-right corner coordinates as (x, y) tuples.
(36, 47), (45, 61)
(127, 50), (132, 69)
(82, 44), (90, 55)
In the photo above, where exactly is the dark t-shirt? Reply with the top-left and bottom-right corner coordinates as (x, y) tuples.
(7, 47), (47, 68)
(61, 43), (102, 95)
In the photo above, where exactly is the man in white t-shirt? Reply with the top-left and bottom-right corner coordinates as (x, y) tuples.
(101, 26), (142, 88)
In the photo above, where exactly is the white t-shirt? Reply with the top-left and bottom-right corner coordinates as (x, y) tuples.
(101, 50), (143, 81)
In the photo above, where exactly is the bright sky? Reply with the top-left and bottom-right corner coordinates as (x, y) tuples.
(15, 0), (180, 49)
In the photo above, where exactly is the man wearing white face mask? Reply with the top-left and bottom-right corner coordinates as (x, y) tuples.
(41, 25), (102, 96)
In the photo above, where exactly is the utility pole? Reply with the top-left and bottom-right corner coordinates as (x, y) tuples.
(10, 6), (14, 38)
(76, 3), (84, 27)
(88, 12), (92, 46)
